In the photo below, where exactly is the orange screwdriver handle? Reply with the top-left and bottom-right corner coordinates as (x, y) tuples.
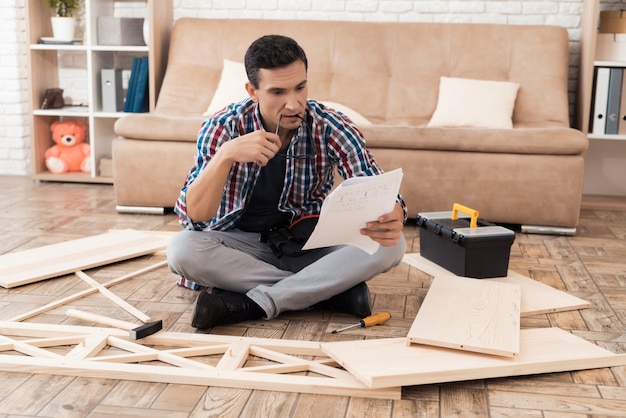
(361, 312), (391, 327)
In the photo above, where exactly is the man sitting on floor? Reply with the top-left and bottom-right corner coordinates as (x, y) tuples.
(167, 34), (407, 329)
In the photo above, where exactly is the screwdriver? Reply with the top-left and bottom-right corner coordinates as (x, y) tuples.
(331, 312), (391, 334)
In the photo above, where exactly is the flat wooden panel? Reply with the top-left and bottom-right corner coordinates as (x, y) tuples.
(322, 328), (626, 389)
(402, 253), (591, 315)
(0, 230), (169, 288)
(0, 321), (400, 400)
(406, 275), (521, 357)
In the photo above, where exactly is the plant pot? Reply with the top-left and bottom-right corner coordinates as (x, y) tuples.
(51, 16), (76, 41)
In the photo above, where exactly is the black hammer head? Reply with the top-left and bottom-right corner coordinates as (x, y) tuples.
(129, 319), (163, 340)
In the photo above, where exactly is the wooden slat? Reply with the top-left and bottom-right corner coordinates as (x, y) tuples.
(322, 328), (626, 389)
(0, 230), (169, 288)
(248, 346), (354, 381)
(9, 260), (168, 322)
(106, 336), (215, 370)
(406, 275), (521, 357)
(216, 341), (250, 371)
(0, 321), (400, 400)
(65, 331), (110, 360)
(402, 253), (591, 315)
(0, 335), (63, 359)
(75, 271), (152, 323)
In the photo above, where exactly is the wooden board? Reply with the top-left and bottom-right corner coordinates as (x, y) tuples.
(0, 230), (169, 288)
(402, 253), (591, 315)
(322, 328), (626, 389)
(0, 321), (400, 400)
(406, 275), (521, 357)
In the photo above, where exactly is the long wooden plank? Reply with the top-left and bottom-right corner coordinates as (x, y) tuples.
(406, 275), (521, 357)
(402, 253), (590, 315)
(322, 328), (626, 389)
(0, 230), (169, 288)
(0, 321), (400, 400)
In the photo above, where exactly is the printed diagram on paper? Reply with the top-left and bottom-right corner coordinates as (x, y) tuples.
(331, 182), (395, 212)
(302, 168), (403, 254)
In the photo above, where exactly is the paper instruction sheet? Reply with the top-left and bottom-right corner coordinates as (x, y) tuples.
(302, 168), (403, 254)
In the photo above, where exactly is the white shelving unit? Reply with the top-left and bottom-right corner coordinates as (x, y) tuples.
(578, 0), (626, 196)
(25, 0), (172, 183)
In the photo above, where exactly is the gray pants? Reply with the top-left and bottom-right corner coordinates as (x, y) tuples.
(166, 229), (406, 319)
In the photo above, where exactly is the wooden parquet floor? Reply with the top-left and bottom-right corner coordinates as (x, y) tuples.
(0, 175), (625, 417)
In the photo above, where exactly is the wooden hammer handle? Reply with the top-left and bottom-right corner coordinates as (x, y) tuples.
(66, 308), (135, 331)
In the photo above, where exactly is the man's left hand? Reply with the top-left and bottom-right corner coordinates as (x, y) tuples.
(360, 203), (405, 247)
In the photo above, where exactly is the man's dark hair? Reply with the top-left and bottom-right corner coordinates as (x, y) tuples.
(244, 35), (308, 88)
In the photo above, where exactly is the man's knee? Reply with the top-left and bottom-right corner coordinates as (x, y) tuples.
(374, 235), (407, 270)
(166, 230), (213, 272)
(166, 231), (187, 274)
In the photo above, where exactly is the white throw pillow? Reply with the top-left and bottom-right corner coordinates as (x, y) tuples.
(322, 101), (371, 125)
(203, 59), (249, 117)
(427, 77), (520, 129)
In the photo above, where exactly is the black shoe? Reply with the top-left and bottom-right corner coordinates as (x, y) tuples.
(191, 290), (265, 329)
(314, 282), (371, 317)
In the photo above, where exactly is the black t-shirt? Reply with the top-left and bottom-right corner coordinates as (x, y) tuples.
(236, 150), (291, 232)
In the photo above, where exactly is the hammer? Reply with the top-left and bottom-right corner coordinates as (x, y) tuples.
(66, 309), (162, 340)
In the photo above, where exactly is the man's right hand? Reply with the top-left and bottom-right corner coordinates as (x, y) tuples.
(219, 130), (281, 166)
(185, 130), (281, 223)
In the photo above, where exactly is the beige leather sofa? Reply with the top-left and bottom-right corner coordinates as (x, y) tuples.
(113, 18), (588, 233)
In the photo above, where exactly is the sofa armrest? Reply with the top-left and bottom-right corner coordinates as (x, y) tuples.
(114, 113), (205, 142)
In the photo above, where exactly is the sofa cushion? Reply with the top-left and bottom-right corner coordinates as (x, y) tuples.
(427, 77), (520, 129)
(198, 58), (373, 127)
(321, 102), (372, 125)
(361, 124), (588, 155)
(148, 19), (572, 127)
(203, 59), (248, 117)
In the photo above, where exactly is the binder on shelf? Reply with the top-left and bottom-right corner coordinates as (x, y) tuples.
(591, 67), (610, 135)
(123, 57), (149, 113)
(123, 58), (139, 112)
(101, 69), (124, 112)
(618, 70), (626, 135)
(133, 57), (149, 113)
(605, 68), (623, 135)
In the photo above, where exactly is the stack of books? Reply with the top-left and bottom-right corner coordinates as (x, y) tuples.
(123, 56), (149, 113)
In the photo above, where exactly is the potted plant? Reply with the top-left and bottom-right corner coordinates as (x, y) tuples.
(46, 0), (79, 41)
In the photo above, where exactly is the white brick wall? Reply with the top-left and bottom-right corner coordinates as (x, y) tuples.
(1, 0), (31, 175)
(0, 0), (596, 176)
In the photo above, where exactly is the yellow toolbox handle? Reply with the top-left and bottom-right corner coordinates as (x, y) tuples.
(451, 203), (479, 228)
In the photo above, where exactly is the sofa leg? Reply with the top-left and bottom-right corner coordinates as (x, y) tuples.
(520, 225), (577, 236)
(116, 205), (167, 215)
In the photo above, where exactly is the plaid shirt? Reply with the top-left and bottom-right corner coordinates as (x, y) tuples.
(175, 98), (406, 231)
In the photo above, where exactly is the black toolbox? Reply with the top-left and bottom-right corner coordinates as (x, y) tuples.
(416, 204), (515, 278)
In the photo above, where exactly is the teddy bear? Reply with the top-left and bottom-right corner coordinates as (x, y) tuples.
(45, 120), (91, 174)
